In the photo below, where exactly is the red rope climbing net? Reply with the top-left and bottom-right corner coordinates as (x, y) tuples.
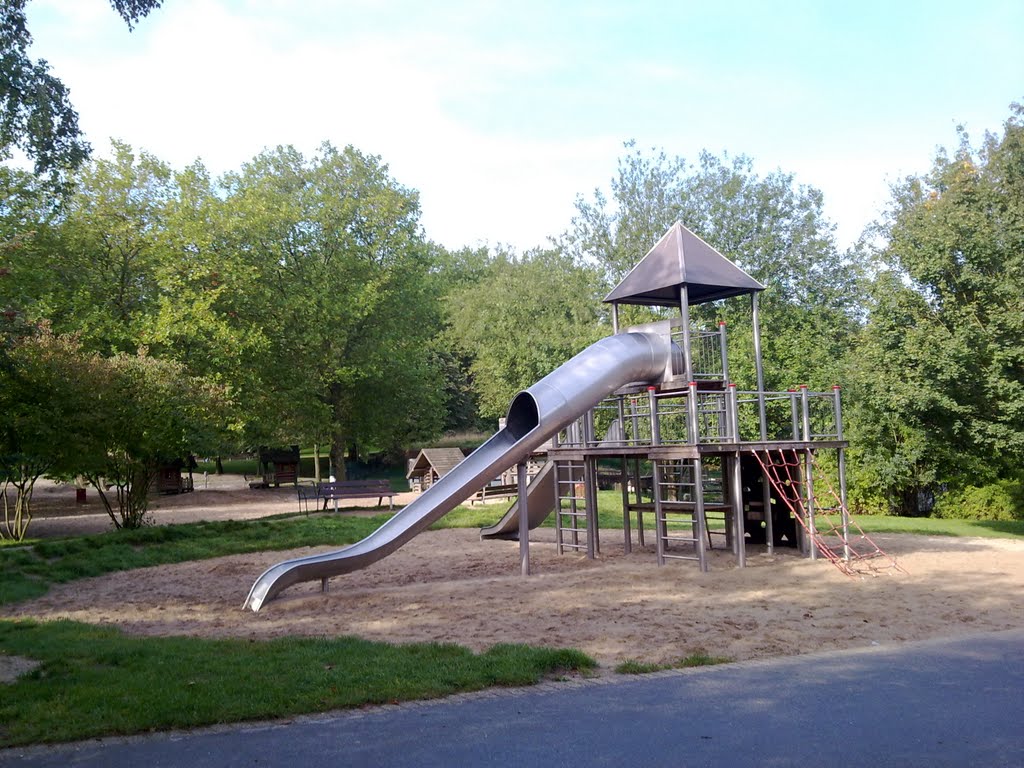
(752, 449), (904, 577)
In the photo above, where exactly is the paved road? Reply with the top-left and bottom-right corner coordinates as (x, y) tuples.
(3, 629), (1022, 767)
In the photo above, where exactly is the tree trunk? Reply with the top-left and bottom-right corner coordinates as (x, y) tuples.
(313, 443), (321, 483)
(330, 433), (348, 480)
(215, 455), (224, 475)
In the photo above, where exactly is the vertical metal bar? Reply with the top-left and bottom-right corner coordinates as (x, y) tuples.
(554, 461), (563, 555)
(587, 457), (599, 558)
(727, 383), (739, 442)
(687, 381), (700, 445)
(800, 385), (812, 443)
(790, 390), (801, 441)
(834, 386), (850, 561)
(633, 456), (645, 547)
(800, 386), (816, 560)
(693, 458), (708, 572)
(612, 302), (620, 334)
(629, 396), (641, 446)
(762, 459), (774, 555)
(585, 408), (596, 449)
(648, 387), (661, 445)
(731, 453), (745, 568)
(518, 461), (530, 575)
(617, 395), (626, 447)
(653, 461), (665, 566)
(620, 456), (631, 554)
(679, 285), (694, 381)
(718, 321), (729, 383)
(752, 294), (767, 441)
(804, 449), (817, 561)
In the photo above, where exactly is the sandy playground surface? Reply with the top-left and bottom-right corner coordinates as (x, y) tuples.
(4, 476), (1024, 670)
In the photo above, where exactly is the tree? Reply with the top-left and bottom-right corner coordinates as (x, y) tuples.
(445, 247), (605, 421)
(215, 143), (444, 474)
(77, 352), (227, 529)
(0, 0), (163, 190)
(563, 144), (861, 393)
(845, 104), (1024, 515)
(0, 328), (102, 540)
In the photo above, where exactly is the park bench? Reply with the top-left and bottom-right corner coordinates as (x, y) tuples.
(297, 479), (396, 514)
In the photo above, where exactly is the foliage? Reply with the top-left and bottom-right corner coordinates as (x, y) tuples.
(932, 478), (1024, 521)
(0, 620), (594, 746)
(75, 353), (229, 529)
(27, 140), (175, 354)
(214, 143), (444, 471)
(0, 0), (162, 191)
(614, 651), (731, 675)
(0, 330), (102, 540)
(562, 144), (861, 394)
(846, 104), (1024, 515)
(445, 247), (605, 420)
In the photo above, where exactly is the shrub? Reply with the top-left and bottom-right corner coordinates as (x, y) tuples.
(933, 479), (1024, 521)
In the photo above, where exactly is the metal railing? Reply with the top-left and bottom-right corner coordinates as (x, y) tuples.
(554, 386), (844, 449)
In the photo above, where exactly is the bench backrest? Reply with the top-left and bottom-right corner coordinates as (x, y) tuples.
(319, 479), (392, 493)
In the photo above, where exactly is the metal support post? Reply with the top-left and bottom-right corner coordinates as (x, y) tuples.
(834, 386), (850, 561)
(694, 458), (709, 572)
(620, 456), (632, 554)
(612, 302), (620, 334)
(679, 285), (694, 381)
(727, 383), (739, 442)
(633, 456), (645, 547)
(719, 321), (730, 383)
(752, 294), (768, 441)
(687, 381), (700, 444)
(518, 461), (530, 575)
(800, 386), (817, 560)
(731, 453), (745, 568)
(587, 457), (600, 557)
(789, 390), (801, 440)
(653, 460), (665, 566)
(648, 387), (661, 445)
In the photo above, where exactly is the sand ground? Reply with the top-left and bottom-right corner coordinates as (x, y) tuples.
(4, 477), (1023, 670)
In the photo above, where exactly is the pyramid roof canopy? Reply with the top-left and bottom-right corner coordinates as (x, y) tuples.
(603, 222), (764, 307)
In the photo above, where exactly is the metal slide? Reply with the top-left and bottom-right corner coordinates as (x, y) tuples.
(244, 332), (672, 611)
(478, 460), (556, 540)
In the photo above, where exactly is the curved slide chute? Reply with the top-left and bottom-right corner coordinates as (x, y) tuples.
(244, 332), (671, 611)
(479, 460), (556, 540)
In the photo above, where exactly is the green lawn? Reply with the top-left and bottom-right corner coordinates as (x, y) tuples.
(0, 620), (593, 747)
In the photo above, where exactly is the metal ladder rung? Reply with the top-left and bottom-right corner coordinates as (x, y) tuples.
(662, 553), (700, 561)
(559, 526), (588, 534)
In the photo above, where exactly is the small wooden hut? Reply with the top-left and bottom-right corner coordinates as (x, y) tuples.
(254, 445), (300, 488)
(406, 448), (465, 492)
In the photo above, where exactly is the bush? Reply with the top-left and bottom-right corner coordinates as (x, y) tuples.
(933, 479), (1024, 521)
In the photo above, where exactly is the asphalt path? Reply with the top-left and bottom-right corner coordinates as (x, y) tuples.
(3, 628), (1022, 767)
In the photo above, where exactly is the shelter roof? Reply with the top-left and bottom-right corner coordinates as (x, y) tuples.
(603, 222), (764, 307)
(406, 447), (465, 479)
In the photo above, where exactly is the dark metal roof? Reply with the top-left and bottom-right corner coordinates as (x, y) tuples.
(603, 222), (764, 307)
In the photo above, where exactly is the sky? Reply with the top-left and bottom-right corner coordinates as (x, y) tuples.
(23, 0), (1024, 253)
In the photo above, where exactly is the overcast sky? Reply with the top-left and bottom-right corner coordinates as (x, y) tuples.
(24, 0), (1024, 253)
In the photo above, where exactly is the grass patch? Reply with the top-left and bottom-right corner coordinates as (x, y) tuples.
(615, 651), (731, 675)
(0, 514), (391, 607)
(0, 619), (595, 747)
(856, 515), (1024, 539)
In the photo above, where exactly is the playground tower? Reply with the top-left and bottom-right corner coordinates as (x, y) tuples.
(530, 222), (888, 573)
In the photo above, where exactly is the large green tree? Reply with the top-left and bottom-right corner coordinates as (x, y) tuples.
(563, 144), (861, 392)
(845, 104), (1024, 515)
(445, 247), (604, 421)
(215, 143), (443, 473)
(0, 0), (163, 190)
